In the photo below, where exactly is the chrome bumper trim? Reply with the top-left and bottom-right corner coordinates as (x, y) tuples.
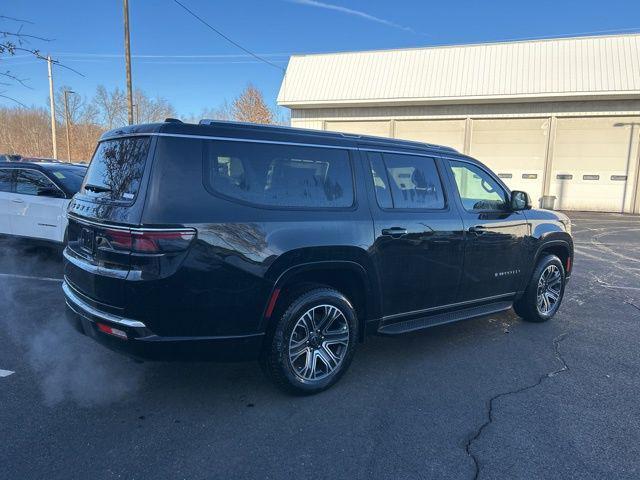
(62, 281), (146, 328)
(63, 248), (131, 279)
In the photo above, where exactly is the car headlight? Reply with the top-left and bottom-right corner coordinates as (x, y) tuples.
(560, 218), (572, 234)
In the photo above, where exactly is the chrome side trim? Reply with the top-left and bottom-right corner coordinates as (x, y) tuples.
(63, 281), (146, 328)
(382, 292), (516, 322)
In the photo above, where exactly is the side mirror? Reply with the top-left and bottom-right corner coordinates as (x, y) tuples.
(37, 187), (65, 198)
(510, 190), (531, 211)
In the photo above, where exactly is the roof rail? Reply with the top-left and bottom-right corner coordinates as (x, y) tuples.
(199, 119), (278, 128)
(164, 118), (183, 123)
(195, 119), (459, 153)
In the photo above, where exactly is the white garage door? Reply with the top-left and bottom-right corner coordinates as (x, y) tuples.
(469, 118), (549, 202)
(325, 120), (391, 137)
(549, 117), (640, 213)
(394, 119), (466, 152)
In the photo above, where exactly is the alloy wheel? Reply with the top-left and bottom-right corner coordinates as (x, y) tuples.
(536, 264), (562, 315)
(288, 304), (350, 381)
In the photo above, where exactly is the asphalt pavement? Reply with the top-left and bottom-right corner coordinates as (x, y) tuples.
(1, 212), (639, 480)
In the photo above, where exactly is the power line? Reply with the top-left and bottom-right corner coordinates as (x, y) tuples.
(48, 52), (292, 59)
(172, 0), (285, 72)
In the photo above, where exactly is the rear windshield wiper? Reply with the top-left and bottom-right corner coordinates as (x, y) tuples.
(84, 183), (112, 193)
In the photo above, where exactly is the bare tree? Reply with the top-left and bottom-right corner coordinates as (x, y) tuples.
(132, 88), (176, 123)
(51, 87), (102, 161)
(93, 85), (127, 129)
(0, 106), (53, 157)
(199, 100), (233, 122)
(1, 16), (46, 104)
(1, 15), (81, 105)
(231, 84), (274, 124)
(1, 85), (178, 161)
(54, 85), (85, 124)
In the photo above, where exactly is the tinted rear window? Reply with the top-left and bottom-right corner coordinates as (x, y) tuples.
(83, 137), (150, 201)
(380, 153), (445, 210)
(205, 140), (354, 208)
(47, 167), (86, 194)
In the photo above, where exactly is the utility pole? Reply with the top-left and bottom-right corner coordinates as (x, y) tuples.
(123, 0), (134, 125)
(47, 55), (58, 159)
(63, 89), (74, 162)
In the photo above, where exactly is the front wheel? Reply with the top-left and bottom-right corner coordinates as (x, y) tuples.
(514, 254), (566, 322)
(261, 287), (358, 395)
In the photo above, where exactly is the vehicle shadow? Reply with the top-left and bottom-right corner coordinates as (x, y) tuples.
(132, 307), (548, 409)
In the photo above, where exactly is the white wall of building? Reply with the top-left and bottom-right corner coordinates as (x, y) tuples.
(289, 100), (640, 213)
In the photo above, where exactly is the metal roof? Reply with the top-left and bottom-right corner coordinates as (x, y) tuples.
(277, 34), (640, 108)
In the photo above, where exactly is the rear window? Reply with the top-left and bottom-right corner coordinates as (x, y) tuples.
(205, 140), (354, 208)
(371, 153), (445, 210)
(15, 169), (57, 195)
(48, 167), (86, 194)
(83, 137), (151, 201)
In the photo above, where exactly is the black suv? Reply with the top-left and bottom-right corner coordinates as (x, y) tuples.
(63, 119), (573, 394)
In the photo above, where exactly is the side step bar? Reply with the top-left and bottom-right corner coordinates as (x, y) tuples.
(377, 301), (512, 335)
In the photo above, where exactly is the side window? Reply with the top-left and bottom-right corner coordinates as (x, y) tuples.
(449, 160), (508, 212)
(15, 170), (57, 196)
(206, 140), (354, 208)
(367, 152), (393, 209)
(0, 169), (13, 192)
(380, 153), (445, 209)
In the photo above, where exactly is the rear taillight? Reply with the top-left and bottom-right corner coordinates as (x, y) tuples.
(96, 322), (127, 339)
(102, 228), (196, 253)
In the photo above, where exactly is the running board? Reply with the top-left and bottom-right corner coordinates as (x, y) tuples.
(377, 301), (513, 335)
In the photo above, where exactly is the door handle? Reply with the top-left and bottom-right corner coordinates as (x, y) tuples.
(11, 199), (25, 204)
(468, 226), (488, 236)
(382, 227), (408, 238)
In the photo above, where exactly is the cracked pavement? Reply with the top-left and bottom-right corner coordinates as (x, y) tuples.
(465, 333), (570, 480)
(2, 212), (640, 480)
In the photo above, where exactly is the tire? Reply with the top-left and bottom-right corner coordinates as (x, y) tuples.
(514, 254), (565, 323)
(261, 287), (358, 395)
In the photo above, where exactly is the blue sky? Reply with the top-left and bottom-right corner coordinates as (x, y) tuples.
(2, 0), (639, 118)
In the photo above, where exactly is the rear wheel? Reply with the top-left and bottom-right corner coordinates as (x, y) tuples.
(262, 287), (357, 395)
(514, 254), (565, 322)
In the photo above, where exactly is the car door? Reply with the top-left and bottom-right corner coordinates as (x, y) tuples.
(444, 159), (530, 302)
(0, 168), (15, 235)
(365, 150), (465, 320)
(12, 169), (68, 242)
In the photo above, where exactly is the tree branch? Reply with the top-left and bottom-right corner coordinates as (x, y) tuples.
(0, 30), (52, 42)
(0, 71), (31, 89)
(0, 15), (34, 24)
(0, 92), (27, 107)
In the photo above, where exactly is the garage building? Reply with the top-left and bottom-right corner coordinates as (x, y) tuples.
(277, 34), (640, 213)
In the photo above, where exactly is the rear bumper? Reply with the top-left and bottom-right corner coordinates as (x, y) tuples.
(63, 281), (264, 362)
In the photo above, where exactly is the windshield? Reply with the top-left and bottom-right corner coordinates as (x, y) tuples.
(48, 166), (87, 194)
(82, 136), (151, 201)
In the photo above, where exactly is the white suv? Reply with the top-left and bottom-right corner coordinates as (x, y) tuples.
(0, 161), (86, 244)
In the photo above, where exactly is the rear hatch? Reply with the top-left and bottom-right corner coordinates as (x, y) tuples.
(65, 135), (153, 312)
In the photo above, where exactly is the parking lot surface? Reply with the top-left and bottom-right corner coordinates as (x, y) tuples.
(1, 212), (640, 480)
